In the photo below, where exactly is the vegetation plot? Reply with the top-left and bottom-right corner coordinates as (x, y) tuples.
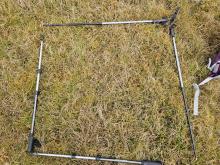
(0, 0), (219, 164)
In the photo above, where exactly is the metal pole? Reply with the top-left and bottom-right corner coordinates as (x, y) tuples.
(32, 152), (162, 165)
(170, 27), (196, 157)
(27, 36), (44, 152)
(43, 19), (167, 27)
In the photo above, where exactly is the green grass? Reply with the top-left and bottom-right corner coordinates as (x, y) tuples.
(0, 0), (219, 164)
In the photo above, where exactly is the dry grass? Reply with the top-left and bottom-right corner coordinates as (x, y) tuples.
(0, 0), (219, 165)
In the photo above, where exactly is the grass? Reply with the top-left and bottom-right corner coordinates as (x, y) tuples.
(0, 0), (219, 164)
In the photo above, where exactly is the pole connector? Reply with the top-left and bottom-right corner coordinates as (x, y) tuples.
(27, 133), (34, 153)
(27, 133), (41, 153)
(153, 18), (168, 25)
(169, 7), (180, 26)
(169, 24), (176, 37)
(169, 7), (180, 37)
(36, 68), (42, 74)
(35, 90), (40, 96)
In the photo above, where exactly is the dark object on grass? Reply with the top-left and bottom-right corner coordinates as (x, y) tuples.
(193, 51), (220, 115)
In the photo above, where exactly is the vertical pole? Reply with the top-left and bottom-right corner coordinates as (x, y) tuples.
(28, 35), (44, 152)
(170, 27), (196, 157)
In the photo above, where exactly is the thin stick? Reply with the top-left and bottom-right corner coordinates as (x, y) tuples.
(27, 36), (44, 152)
(32, 152), (162, 165)
(43, 19), (167, 27)
(170, 26), (196, 157)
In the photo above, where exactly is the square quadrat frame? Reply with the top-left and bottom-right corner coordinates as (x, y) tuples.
(27, 8), (196, 165)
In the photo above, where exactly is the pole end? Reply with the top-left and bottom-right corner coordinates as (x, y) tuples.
(169, 24), (175, 37)
(153, 18), (168, 25)
(141, 160), (163, 165)
(27, 133), (41, 153)
(170, 7), (180, 25)
(42, 23), (49, 26)
(27, 133), (34, 153)
(169, 7), (180, 37)
(40, 34), (45, 41)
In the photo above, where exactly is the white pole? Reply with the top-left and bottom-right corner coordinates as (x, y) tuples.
(31, 39), (44, 134)
(32, 152), (143, 164)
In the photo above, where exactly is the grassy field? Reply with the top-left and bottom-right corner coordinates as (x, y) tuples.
(0, 0), (219, 164)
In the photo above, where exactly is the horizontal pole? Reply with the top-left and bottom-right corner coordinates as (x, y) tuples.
(43, 19), (167, 27)
(32, 152), (142, 164)
(31, 152), (162, 164)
